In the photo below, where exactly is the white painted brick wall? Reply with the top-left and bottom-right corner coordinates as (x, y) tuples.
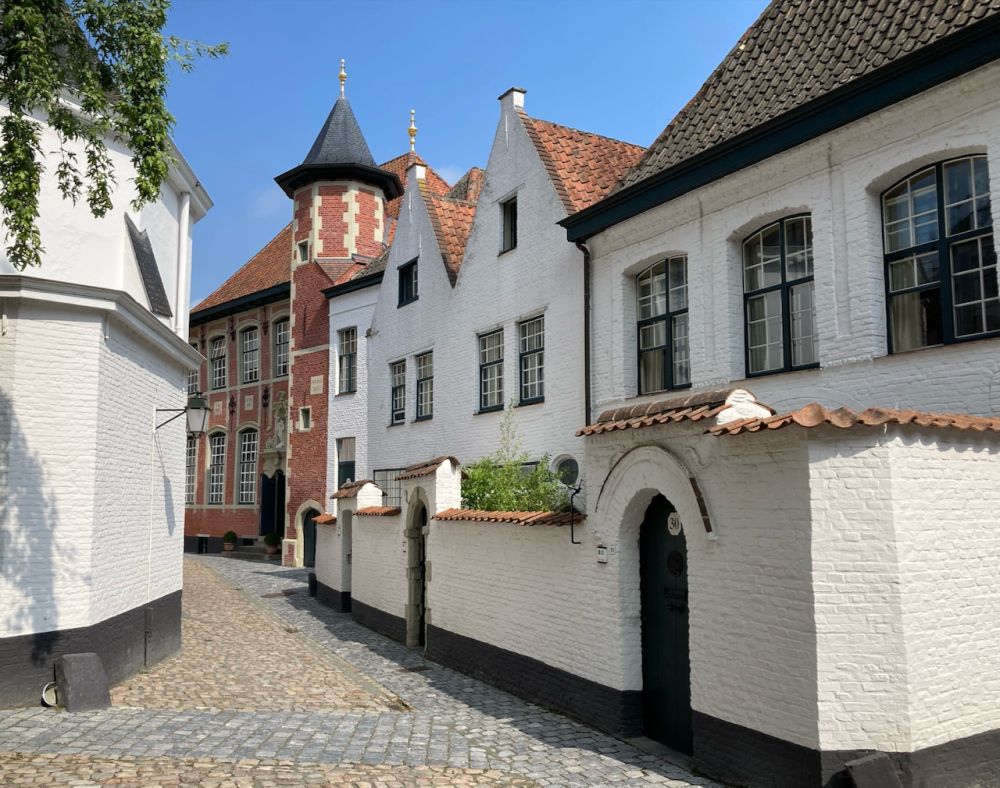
(351, 511), (408, 620)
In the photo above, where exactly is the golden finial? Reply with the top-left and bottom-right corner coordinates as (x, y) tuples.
(339, 58), (346, 98)
(408, 109), (417, 153)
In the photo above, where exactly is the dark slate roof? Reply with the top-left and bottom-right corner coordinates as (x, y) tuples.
(617, 0), (1000, 192)
(303, 97), (376, 168)
(125, 215), (172, 318)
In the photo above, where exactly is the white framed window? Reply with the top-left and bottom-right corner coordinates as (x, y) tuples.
(208, 433), (226, 504)
(637, 256), (690, 393)
(416, 351), (433, 420)
(479, 329), (504, 411)
(210, 336), (226, 390)
(299, 407), (312, 431)
(338, 327), (357, 393)
(187, 342), (199, 394)
(238, 429), (258, 505)
(185, 436), (197, 504)
(390, 360), (406, 424)
(274, 318), (290, 377)
(298, 241), (309, 263)
(240, 327), (259, 384)
(518, 316), (544, 403)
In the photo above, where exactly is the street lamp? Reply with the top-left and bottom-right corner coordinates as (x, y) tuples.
(155, 393), (210, 436)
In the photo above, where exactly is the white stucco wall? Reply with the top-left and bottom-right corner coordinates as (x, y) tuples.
(351, 512), (407, 620)
(586, 63), (1000, 420)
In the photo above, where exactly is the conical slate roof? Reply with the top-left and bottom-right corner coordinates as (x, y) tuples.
(302, 97), (376, 168)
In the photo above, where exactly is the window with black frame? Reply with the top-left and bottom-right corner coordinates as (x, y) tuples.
(479, 329), (504, 411)
(637, 255), (690, 393)
(742, 215), (817, 375)
(882, 155), (995, 352)
(373, 468), (404, 507)
(273, 318), (290, 377)
(416, 351), (433, 420)
(390, 360), (406, 424)
(240, 327), (259, 384)
(398, 260), (418, 306)
(518, 316), (544, 404)
(210, 336), (226, 389)
(238, 429), (258, 504)
(338, 327), (357, 393)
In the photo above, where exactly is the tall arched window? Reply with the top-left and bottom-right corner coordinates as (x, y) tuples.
(883, 155), (995, 352)
(237, 428), (258, 504)
(207, 432), (226, 504)
(273, 318), (290, 377)
(210, 336), (226, 390)
(637, 255), (689, 394)
(742, 215), (817, 375)
(240, 326), (259, 383)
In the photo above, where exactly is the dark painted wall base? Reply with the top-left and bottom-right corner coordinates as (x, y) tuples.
(316, 580), (351, 613)
(183, 536), (224, 554)
(0, 590), (182, 708)
(425, 624), (642, 738)
(693, 712), (1000, 788)
(351, 599), (405, 643)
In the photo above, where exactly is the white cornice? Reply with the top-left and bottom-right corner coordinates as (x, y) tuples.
(0, 275), (203, 368)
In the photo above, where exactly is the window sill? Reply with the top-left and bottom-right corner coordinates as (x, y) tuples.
(745, 362), (820, 379)
(498, 247), (517, 258)
(388, 420), (405, 428)
(475, 406), (505, 415)
(638, 383), (692, 397)
(336, 390), (357, 397)
(516, 398), (545, 408)
(413, 415), (433, 422)
(397, 297), (419, 308)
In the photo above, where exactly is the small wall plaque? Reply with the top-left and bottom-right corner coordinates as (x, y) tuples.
(310, 375), (324, 395)
(596, 545), (608, 564)
(667, 512), (683, 536)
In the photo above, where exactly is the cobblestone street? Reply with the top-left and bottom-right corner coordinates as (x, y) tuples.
(0, 557), (722, 787)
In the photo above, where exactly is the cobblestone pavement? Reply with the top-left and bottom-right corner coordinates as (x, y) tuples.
(0, 557), (723, 787)
(112, 559), (401, 713)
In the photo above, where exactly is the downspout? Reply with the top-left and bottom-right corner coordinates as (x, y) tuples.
(575, 240), (592, 427)
(175, 192), (192, 337)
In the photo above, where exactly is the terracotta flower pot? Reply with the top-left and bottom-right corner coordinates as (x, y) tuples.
(265, 544), (279, 555)
(223, 542), (235, 552)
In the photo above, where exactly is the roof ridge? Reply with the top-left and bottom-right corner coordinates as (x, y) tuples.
(517, 109), (644, 149)
(192, 223), (291, 313)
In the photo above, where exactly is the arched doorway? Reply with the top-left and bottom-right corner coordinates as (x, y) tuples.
(639, 493), (692, 753)
(406, 501), (428, 647)
(302, 507), (319, 568)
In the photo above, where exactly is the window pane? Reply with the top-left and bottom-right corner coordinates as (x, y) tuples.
(884, 169), (938, 252)
(637, 262), (666, 320)
(481, 363), (503, 408)
(945, 158), (973, 204)
(890, 289), (942, 351)
(241, 328), (259, 383)
(945, 156), (991, 236)
(743, 225), (782, 291)
(519, 317), (544, 353)
(785, 217), (814, 280)
(209, 434), (225, 504)
(274, 319), (290, 377)
(667, 257), (688, 312)
(672, 313), (690, 386)
(639, 349), (664, 394)
(746, 290), (783, 373)
(639, 320), (666, 350)
(790, 282), (817, 366)
(951, 235), (998, 338)
(480, 331), (503, 363)
(239, 430), (258, 504)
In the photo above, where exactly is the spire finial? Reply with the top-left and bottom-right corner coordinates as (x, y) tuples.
(339, 58), (346, 98)
(408, 109), (417, 153)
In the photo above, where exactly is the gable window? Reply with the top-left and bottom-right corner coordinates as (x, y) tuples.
(208, 433), (226, 504)
(338, 327), (357, 393)
(185, 436), (197, 505)
(187, 342), (199, 394)
(883, 155), (995, 352)
(398, 260), (418, 306)
(519, 316), (544, 403)
(337, 437), (356, 487)
(274, 318), (290, 377)
(240, 326), (259, 383)
(374, 467), (404, 508)
(210, 337), (227, 389)
(637, 255), (690, 394)
(501, 196), (518, 253)
(390, 360), (406, 424)
(238, 429), (258, 504)
(743, 215), (817, 375)
(479, 329), (504, 411)
(298, 241), (309, 263)
(416, 351), (433, 420)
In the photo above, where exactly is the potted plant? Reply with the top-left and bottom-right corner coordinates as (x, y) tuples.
(263, 531), (280, 556)
(222, 531), (237, 552)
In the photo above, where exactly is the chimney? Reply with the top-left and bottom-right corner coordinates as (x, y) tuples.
(498, 86), (526, 113)
(407, 161), (426, 182)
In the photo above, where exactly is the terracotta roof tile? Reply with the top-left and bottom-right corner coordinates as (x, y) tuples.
(379, 152), (450, 223)
(313, 513), (337, 524)
(709, 403), (1000, 437)
(396, 456), (459, 481)
(518, 111), (644, 215)
(617, 0), (1000, 192)
(355, 506), (402, 517)
(331, 479), (377, 499)
(446, 167), (484, 203)
(434, 508), (584, 527)
(578, 389), (770, 436)
(421, 185), (477, 286)
(193, 223), (291, 313)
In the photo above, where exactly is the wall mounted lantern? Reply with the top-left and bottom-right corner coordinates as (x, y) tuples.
(155, 393), (210, 435)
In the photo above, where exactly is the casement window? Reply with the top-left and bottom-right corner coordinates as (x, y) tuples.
(374, 467), (404, 508)
(338, 327), (357, 393)
(185, 436), (197, 504)
(390, 360), (406, 424)
(479, 329), (504, 411)
(415, 351), (433, 420)
(298, 407), (312, 431)
(883, 155), (995, 352)
(743, 215), (817, 375)
(518, 316), (544, 403)
(501, 196), (518, 253)
(274, 318), (290, 377)
(187, 342), (199, 394)
(398, 260), (418, 306)
(298, 241), (309, 263)
(208, 433), (226, 504)
(337, 437), (356, 487)
(210, 337), (227, 389)
(237, 429), (258, 504)
(637, 256), (690, 394)
(240, 327), (259, 384)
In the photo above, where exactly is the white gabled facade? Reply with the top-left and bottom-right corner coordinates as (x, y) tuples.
(0, 101), (210, 707)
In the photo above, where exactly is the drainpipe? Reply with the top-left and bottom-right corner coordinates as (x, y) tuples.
(575, 240), (592, 426)
(175, 192), (192, 337)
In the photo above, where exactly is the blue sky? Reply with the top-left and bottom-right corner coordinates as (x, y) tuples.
(164, 0), (769, 304)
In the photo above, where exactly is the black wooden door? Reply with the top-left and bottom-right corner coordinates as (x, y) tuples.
(418, 507), (427, 647)
(303, 508), (319, 568)
(639, 494), (692, 753)
(274, 470), (286, 539)
(259, 473), (275, 536)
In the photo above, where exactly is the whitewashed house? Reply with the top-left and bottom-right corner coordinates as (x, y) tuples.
(0, 101), (210, 706)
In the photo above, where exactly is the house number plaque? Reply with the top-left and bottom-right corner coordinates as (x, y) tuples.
(667, 512), (683, 536)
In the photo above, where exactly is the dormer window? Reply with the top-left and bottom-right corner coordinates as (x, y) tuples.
(501, 196), (518, 253)
(298, 241), (309, 263)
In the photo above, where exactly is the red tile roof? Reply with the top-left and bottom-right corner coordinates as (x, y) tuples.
(710, 403), (1000, 437)
(434, 508), (584, 527)
(421, 184), (477, 286)
(313, 513), (337, 525)
(331, 479), (377, 499)
(577, 389), (761, 436)
(396, 456), (459, 481)
(355, 506), (402, 517)
(192, 223), (292, 313)
(380, 152), (451, 223)
(518, 111), (645, 215)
